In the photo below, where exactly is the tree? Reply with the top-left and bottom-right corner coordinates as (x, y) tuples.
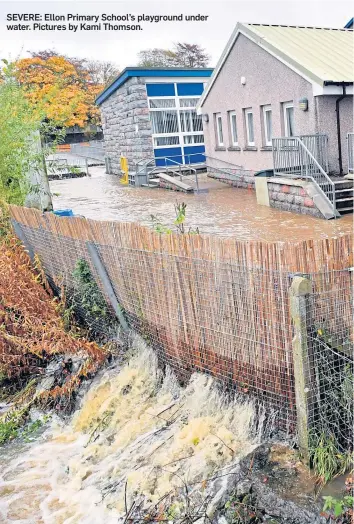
(137, 48), (176, 68)
(0, 61), (51, 206)
(173, 43), (210, 68)
(137, 42), (210, 68)
(84, 60), (119, 86)
(15, 55), (101, 128)
(29, 50), (119, 86)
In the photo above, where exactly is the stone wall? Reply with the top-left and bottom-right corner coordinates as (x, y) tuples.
(207, 168), (256, 189)
(99, 77), (153, 174)
(267, 179), (322, 218)
(207, 171), (324, 218)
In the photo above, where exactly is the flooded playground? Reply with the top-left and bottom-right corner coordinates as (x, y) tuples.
(50, 168), (353, 242)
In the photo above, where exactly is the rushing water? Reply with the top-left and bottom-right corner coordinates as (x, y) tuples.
(0, 337), (261, 523)
(50, 168), (353, 242)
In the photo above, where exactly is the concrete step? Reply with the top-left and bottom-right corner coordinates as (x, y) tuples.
(332, 179), (354, 190)
(335, 187), (353, 194)
(338, 206), (354, 214)
(155, 173), (194, 192)
(336, 197), (354, 202)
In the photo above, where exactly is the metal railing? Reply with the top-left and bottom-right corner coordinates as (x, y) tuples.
(46, 157), (90, 177)
(272, 136), (336, 214)
(348, 133), (354, 174)
(300, 134), (329, 173)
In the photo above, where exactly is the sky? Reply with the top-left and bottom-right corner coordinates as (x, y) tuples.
(0, 0), (352, 68)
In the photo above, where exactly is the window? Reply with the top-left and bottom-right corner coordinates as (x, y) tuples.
(153, 136), (180, 146)
(262, 105), (272, 146)
(179, 97), (199, 108)
(228, 111), (238, 146)
(283, 102), (295, 137)
(215, 113), (224, 146)
(244, 109), (255, 146)
(149, 98), (176, 109)
(150, 110), (179, 134)
(179, 110), (203, 133)
(183, 134), (204, 144)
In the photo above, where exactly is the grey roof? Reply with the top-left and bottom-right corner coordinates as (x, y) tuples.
(198, 23), (354, 109)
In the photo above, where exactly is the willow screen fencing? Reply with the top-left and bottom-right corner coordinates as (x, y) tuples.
(9, 206), (353, 445)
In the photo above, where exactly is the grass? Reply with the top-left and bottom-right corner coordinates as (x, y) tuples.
(309, 432), (353, 485)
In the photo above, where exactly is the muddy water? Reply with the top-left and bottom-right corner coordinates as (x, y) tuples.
(0, 338), (261, 523)
(50, 169), (352, 241)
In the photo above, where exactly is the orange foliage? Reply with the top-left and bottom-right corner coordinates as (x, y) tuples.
(0, 236), (106, 403)
(15, 56), (102, 128)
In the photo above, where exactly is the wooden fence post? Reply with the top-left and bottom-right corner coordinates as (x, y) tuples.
(289, 275), (313, 463)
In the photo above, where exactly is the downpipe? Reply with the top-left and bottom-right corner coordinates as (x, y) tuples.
(335, 84), (347, 176)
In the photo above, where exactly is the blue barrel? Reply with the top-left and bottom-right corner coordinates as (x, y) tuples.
(53, 209), (74, 217)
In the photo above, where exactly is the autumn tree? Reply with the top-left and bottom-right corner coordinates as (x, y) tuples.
(29, 50), (119, 86)
(137, 42), (210, 68)
(15, 55), (101, 129)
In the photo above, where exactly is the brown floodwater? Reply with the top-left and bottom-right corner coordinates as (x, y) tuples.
(50, 169), (353, 242)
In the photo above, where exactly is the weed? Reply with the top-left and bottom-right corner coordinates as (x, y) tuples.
(21, 414), (51, 442)
(309, 432), (353, 485)
(151, 202), (199, 235)
(0, 408), (27, 444)
(322, 495), (354, 522)
(224, 491), (264, 523)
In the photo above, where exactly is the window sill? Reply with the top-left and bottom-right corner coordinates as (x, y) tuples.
(260, 146), (272, 151)
(227, 146), (241, 151)
(215, 146), (226, 151)
(243, 146), (258, 151)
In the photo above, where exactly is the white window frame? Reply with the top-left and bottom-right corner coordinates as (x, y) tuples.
(147, 89), (204, 149)
(245, 108), (255, 146)
(262, 105), (272, 146)
(228, 111), (238, 146)
(283, 102), (295, 137)
(215, 113), (224, 147)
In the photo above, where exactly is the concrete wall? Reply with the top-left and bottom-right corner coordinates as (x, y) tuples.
(201, 33), (353, 175)
(201, 34), (316, 172)
(99, 77), (153, 174)
(315, 95), (353, 174)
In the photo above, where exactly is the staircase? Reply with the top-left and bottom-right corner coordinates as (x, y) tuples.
(272, 136), (354, 219)
(333, 178), (354, 215)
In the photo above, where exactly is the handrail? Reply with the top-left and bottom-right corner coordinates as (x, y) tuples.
(348, 132), (354, 174)
(272, 136), (336, 215)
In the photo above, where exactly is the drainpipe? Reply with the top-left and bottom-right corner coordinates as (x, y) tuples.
(335, 84), (347, 176)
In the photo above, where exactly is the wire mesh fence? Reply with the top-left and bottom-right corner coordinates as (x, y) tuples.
(9, 206), (353, 449)
(305, 270), (353, 455)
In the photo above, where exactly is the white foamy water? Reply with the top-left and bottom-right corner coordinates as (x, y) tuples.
(0, 337), (261, 523)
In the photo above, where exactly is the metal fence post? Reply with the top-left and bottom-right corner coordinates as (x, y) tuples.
(86, 242), (129, 333)
(11, 221), (35, 262)
(289, 275), (313, 463)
